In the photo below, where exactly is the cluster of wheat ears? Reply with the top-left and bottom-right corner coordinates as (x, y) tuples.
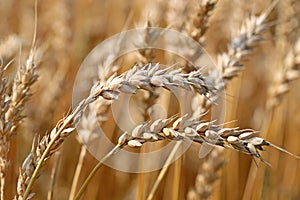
(0, 0), (300, 199)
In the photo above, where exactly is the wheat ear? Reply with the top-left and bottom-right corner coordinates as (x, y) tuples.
(0, 46), (38, 200)
(78, 112), (300, 199)
(188, 1), (278, 199)
(16, 63), (209, 199)
(74, 63), (212, 198)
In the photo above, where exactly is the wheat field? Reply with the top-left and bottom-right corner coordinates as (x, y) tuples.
(0, 0), (300, 199)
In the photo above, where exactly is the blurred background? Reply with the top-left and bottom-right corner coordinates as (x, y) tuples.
(0, 0), (299, 199)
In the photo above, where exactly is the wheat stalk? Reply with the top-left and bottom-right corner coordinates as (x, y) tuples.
(72, 56), (298, 198)
(121, 114), (299, 163)
(68, 146), (87, 200)
(94, 63), (211, 109)
(47, 152), (60, 200)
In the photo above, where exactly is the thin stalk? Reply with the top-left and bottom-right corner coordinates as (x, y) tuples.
(171, 150), (182, 200)
(47, 152), (61, 200)
(74, 144), (122, 200)
(68, 146), (87, 200)
(146, 141), (182, 200)
(136, 152), (146, 200)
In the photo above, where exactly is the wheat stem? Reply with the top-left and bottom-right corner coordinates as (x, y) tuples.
(74, 144), (122, 200)
(47, 152), (61, 200)
(68, 146), (87, 200)
(147, 141), (182, 200)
